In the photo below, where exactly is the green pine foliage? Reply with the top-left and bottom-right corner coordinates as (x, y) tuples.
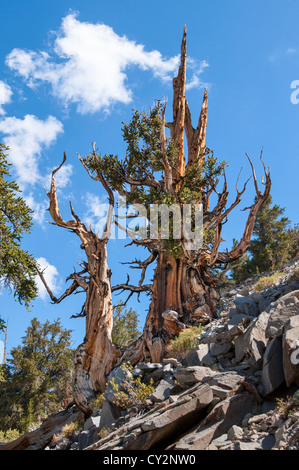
(0, 143), (38, 310)
(231, 196), (298, 284)
(0, 318), (74, 434)
(81, 102), (226, 255)
(112, 304), (141, 349)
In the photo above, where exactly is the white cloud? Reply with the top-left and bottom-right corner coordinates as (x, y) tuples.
(0, 81), (13, 115)
(0, 114), (63, 188)
(47, 162), (73, 190)
(5, 14), (208, 114)
(24, 193), (48, 225)
(186, 59), (210, 91)
(83, 192), (112, 235)
(35, 257), (60, 300)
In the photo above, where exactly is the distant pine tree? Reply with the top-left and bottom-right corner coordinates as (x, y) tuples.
(231, 196), (297, 284)
(0, 143), (38, 312)
(112, 304), (141, 349)
(0, 318), (74, 433)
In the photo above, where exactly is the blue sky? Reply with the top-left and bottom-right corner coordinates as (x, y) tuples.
(0, 0), (299, 361)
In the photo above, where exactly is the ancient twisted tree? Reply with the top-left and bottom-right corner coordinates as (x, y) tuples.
(37, 27), (271, 416)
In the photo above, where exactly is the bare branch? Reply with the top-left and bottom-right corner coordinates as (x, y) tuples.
(217, 152), (271, 263)
(35, 263), (81, 304)
(112, 283), (153, 294)
(186, 89), (208, 170)
(46, 153), (79, 231)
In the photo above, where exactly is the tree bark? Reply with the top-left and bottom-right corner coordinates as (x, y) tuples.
(136, 252), (219, 362)
(73, 241), (120, 416)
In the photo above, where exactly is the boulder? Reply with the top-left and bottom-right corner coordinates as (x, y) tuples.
(174, 392), (258, 450)
(99, 401), (122, 430)
(260, 336), (285, 396)
(227, 425), (243, 441)
(105, 365), (133, 404)
(234, 312), (269, 366)
(264, 290), (299, 338)
(126, 384), (214, 450)
(183, 344), (214, 367)
(174, 366), (215, 388)
(234, 296), (259, 317)
(282, 315), (299, 386)
(84, 415), (101, 431)
(150, 374), (175, 403)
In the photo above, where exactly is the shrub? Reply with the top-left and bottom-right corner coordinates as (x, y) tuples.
(276, 391), (299, 419)
(0, 428), (21, 443)
(61, 421), (80, 437)
(109, 362), (154, 410)
(91, 393), (105, 412)
(288, 268), (299, 283)
(252, 272), (282, 292)
(168, 326), (203, 357)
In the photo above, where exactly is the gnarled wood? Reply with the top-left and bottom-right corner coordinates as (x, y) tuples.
(38, 153), (120, 416)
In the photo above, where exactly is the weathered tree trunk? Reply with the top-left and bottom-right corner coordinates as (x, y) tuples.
(37, 153), (121, 417)
(139, 252), (219, 362)
(73, 241), (120, 416)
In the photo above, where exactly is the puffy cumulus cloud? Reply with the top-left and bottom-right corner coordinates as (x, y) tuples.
(0, 114), (63, 188)
(5, 14), (207, 114)
(186, 59), (210, 91)
(24, 193), (49, 225)
(0, 81), (13, 115)
(83, 192), (113, 235)
(35, 257), (60, 300)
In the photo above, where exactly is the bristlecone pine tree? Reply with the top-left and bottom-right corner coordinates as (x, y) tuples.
(37, 27), (271, 416)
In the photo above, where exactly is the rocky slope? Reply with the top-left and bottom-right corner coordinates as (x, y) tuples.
(1, 258), (299, 451)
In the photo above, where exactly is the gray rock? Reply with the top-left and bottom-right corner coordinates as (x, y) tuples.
(202, 371), (244, 393)
(260, 434), (275, 450)
(137, 362), (163, 371)
(260, 336), (285, 396)
(227, 314), (250, 330)
(162, 357), (181, 368)
(105, 365), (133, 404)
(174, 366), (215, 387)
(282, 315), (299, 386)
(127, 384), (213, 450)
(209, 342), (232, 357)
(84, 415), (101, 431)
(227, 425), (243, 441)
(174, 392), (258, 450)
(264, 290), (299, 338)
(233, 440), (263, 450)
(183, 344), (214, 367)
(234, 312), (269, 366)
(78, 429), (96, 450)
(150, 374), (175, 403)
(99, 401), (122, 430)
(234, 296), (259, 317)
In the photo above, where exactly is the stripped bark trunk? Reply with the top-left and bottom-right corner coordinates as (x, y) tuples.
(37, 152), (121, 417)
(73, 241), (120, 416)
